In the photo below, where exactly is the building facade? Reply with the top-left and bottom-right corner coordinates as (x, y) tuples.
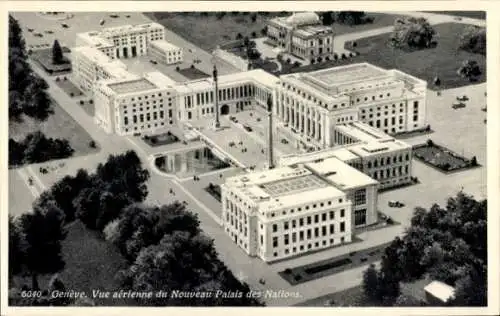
(149, 40), (183, 65)
(267, 12), (335, 62)
(275, 63), (427, 151)
(76, 22), (165, 59)
(221, 165), (354, 262)
(71, 46), (137, 93)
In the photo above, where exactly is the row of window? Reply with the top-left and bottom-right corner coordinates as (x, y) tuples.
(271, 236), (347, 257)
(366, 154), (410, 169)
(123, 110), (173, 125)
(371, 165), (409, 180)
(271, 209), (345, 233)
(269, 200), (345, 218)
(271, 222), (346, 248)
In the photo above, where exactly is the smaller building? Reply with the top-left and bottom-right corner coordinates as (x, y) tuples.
(149, 40), (183, 65)
(267, 12), (335, 63)
(424, 281), (455, 306)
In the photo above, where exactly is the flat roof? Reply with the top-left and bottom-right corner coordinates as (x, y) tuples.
(74, 46), (111, 64)
(77, 32), (114, 48)
(260, 185), (346, 210)
(424, 281), (455, 302)
(151, 40), (181, 51)
(177, 69), (278, 93)
(101, 22), (164, 37)
(107, 78), (157, 94)
(305, 157), (378, 190)
(348, 139), (411, 157)
(295, 25), (333, 38)
(144, 71), (177, 88)
(260, 174), (328, 197)
(335, 122), (394, 143)
(305, 63), (388, 87)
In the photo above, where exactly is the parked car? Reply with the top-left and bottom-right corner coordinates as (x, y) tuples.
(243, 125), (253, 132)
(281, 138), (289, 144)
(44, 30), (53, 34)
(34, 33), (43, 37)
(149, 60), (158, 65)
(388, 200), (405, 208)
(27, 28), (34, 32)
(481, 106), (487, 112)
(109, 14), (119, 18)
(125, 15), (131, 18)
(100, 19), (105, 26)
(452, 102), (466, 109)
(456, 95), (469, 102)
(61, 23), (69, 28)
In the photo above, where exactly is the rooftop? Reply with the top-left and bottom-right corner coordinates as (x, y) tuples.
(305, 157), (378, 190)
(304, 63), (389, 87)
(77, 31), (114, 48)
(295, 25), (334, 38)
(100, 22), (164, 37)
(260, 174), (328, 197)
(424, 281), (455, 303)
(107, 77), (157, 94)
(73, 46), (111, 64)
(151, 40), (181, 51)
(335, 122), (394, 143)
(144, 71), (177, 88)
(348, 138), (411, 157)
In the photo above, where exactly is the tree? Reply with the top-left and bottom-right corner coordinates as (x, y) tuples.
(52, 39), (64, 65)
(459, 26), (486, 56)
(18, 202), (67, 290)
(8, 138), (26, 166)
(236, 33), (243, 40)
(9, 216), (26, 281)
(362, 264), (379, 301)
(391, 17), (436, 49)
(321, 11), (334, 26)
(251, 13), (257, 22)
(335, 11), (366, 25)
(260, 26), (267, 36)
(457, 60), (481, 81)
(120, 231), (263, 306)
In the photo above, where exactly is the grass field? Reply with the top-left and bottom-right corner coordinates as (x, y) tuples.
(413, 142), (474, 172)
(425, 11), (486, 19)
(55, 78), (84, 98)
(9, 100), (99, 157)
(279, 23), (486, 90)
(146, 12), (402, 52)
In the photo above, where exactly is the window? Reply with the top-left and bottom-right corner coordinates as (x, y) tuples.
(272, 224), (277, 232)
(299, 218), (304, 226)
(284, 221), (289, 230)
(314, 214), (319, 223)
(284, 234), (289, 245)
(354, 189), (366, 205)
(322, 226), (327, 236)
(299, 231), (304, 241)
(329, 224), (334, 234)
(314, 227), (319, 238)
(322, 213), (327, 221)
(307, 229), (311, 239)
(273, 237), (278, 247)
(329, 211), (334, 220)
(340, 222), (345, 232)
(307, 216), (312, 225)
(292, 232), (297, 243)
(340, 209), (345, 217)
(355, 209), (367, 226)
(260, 235), (263, 244)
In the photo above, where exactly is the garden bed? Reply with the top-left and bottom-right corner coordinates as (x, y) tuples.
(143, 131), (180, 147)
(31, 48), (72, 74)
(413, 140), (479, 173)
(204, 182), (222, 202)
(178, 67), (210, 80)
(279, 241), (392, 285)
(55, 77), (84, 98)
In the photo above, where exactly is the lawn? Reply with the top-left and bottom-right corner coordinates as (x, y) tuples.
(55, 77), (84, 98)
(9, 99), (99, 157)
(296, 283), (426, 307)
(279, 241), (391, 286)
(31, 48), (72, 74)
(146, 12), (402, 52)
(177, 66), (210, 80)
(229, 46), (279, 73)
(413, 141), (477, 173)
(204, 183), (222, 202)
(346, 23), (485, 89)
(425, 11), (486, 19)
(281, 23), (486, 90)
(10, 221), (131, 306)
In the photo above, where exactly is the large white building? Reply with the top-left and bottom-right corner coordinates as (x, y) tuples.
(76, 22), (166, 59)
(267, 12), (335, 63)
(221, 164), (356, 262)
(275, 62), (427, 150)
(71, 46), (138, 93)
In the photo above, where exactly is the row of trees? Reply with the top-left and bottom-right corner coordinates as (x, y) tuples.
(320, 11), (372, 26)
(9, 15), (52, 121)
(391, 17), (437, 50)
(362, 192), (487, 306)
(104, 203), (262, 306)
(10, 150), (262, 306)
(9, 131), (74, 166)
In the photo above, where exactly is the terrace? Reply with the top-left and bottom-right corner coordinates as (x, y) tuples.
(107, 78), (157, 94)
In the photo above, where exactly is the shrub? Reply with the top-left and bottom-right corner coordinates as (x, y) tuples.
(426, 139), (434, 147)
(176, 66), (180, 71)
(310, 59), (315, 64)
(325, 56), (330, 61)
(191, 64), (195, 69)
(286, 58), (291, 64)
(293, 61), (301, 67)
(333, 53), (338, 60)
(251, 31), (257, 38)
(294, 275), (302, 281)
(352, 41), (357, 47)
(317, 56), (323, 63)
(103, 219), (121, 243)
(70, 92), (74, 97)
(284, 268), (292, 274)
(89, 140), (96, 148)
(55, 77), (60, 82)
(79, 100), (84, 105)
(236, 33), (243, 40)
(341, 53), (346, 59)
(89, 99), (93, 105)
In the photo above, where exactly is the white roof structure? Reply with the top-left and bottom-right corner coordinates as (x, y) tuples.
(151, 40), (181, 52)
(285, 12), (320, 26)
(424, 281), (455, 303)
(144, 71), (177, 88)
(305, 157), (378, 190)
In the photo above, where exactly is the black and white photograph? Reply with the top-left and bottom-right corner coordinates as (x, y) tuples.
(2, 1), (497, 314)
